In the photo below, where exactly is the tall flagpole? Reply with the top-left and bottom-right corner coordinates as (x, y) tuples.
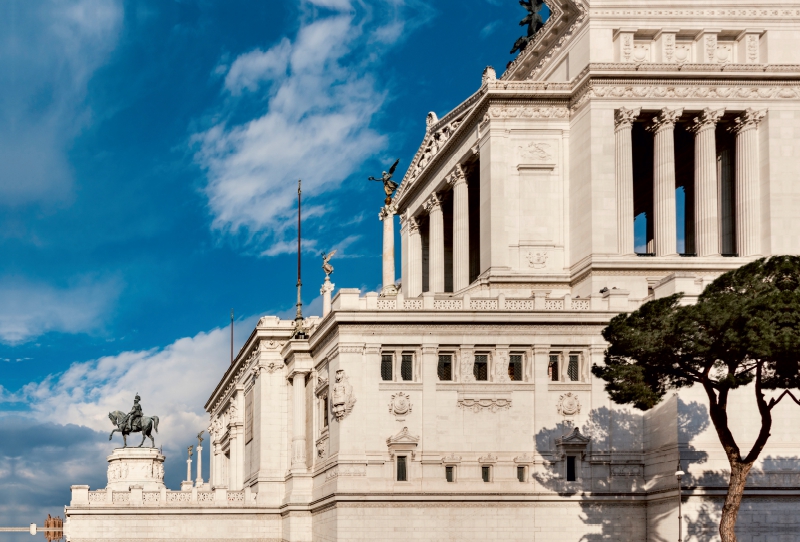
(294, 179), (305, 338)
(230, 309), (234, 364)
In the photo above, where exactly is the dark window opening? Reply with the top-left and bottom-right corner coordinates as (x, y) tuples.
(401, 354), (413, 381)
(437, 355), (452, 381)
(509, 355), (523, 381)
(323, 396), (329, 428)
(446, 466), (454, 483)
(467, 161), (481, 283)
(443, 191), (454, 292)
(481, 465), (491, 483)
(548, 355), (560, 382)
(566, 456), (577, 482)
(517, 466), (526, 482)
(381, 354), (393, 381)
(568, 355), (580, 382)
(474, 355), (488, 381)
(397, 456), (407, 481)
(631, 121), (654, 254)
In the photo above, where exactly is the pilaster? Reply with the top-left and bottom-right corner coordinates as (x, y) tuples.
(731, 108), (767, 257)
(690, 108), (725, 257)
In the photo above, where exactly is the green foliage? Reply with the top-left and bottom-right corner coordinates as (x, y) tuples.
(592, 256), (800, 410)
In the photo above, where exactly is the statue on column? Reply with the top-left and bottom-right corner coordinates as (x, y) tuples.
(108, 393), (160, 448)
(321, 250), (337, 278)
(369, 159), (401, 205)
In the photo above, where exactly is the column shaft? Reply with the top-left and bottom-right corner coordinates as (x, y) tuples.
(196, 446), (203, 485)
(732, 109), (766, 257)
(451, 166), (470, 290)
(615, 107), (641, 255)
(426, 194), (444, 293)
(291, 372), (307, 469)
(648, 108), (683, 256)
(407, 219), (422, 297)
(380, 206), (397, 294)
(691, 108), (725, 256)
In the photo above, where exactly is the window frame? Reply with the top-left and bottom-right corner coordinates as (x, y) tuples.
(548, 353), (561, 382)
(437, 353), (453, 381)
(566, 455), (577, 482)
(481, 464), (493, 483)
(517, 465), (527, 483)
(508, 353), (524, 382)
(445, 465), (456, 483)
(400, 352), (414, 381)
(396, 455), (408, 482)
(474, 353), (489, 382)
(567, 353), (581, 382)
(381, 352), (394, 381)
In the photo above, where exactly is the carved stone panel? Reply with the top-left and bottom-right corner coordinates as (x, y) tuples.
(556, 392), (581, 417)
(389, 392), (413, 421)
(331, 369), (356, 421)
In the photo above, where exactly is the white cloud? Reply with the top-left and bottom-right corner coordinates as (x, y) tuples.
(194, 0), (433, 256)
(480, 20), (502, 39)
(0, 277), (120, 345)
(0, 0), (123, 207)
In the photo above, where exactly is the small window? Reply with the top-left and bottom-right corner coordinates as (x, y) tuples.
(568, 354), (580, 382)
(445, 465), (455, 483)
(517, 466), (526, 482)
(481, 465), (491, 482)
(401, 354), (413, 381)
(566, 456), (577, 481)
(397, 456), (407, 481)
(322, 396), (329, 428)
(474, 355), (488, 381)
(437, 355), (452, 381)
(509, 354), (523, 381)
(381, 354), (393, 381)
(548, 354), (560, 382)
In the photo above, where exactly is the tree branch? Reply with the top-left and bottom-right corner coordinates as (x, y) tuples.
(743, 361), (773, 465)
(769, 389), (800, 409)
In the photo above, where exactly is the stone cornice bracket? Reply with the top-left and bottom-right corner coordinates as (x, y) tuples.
(613, 107), (641, 131)
(689, 107), (726, 134)
(647, 107), (684, 134)
(379, 204), (396, 221)
(446, 164), (467, 187)
(729, 108), (767, 135)
(423, 193), (442, 214)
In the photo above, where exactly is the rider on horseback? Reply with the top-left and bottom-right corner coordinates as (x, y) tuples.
(121, 394), (143, 433)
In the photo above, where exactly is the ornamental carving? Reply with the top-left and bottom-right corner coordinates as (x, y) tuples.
(556, 392), (581, 416)
(494, 353), (510, 383)
(331, 369), (356, 421)
(487, 105), (569, 120)
(460, 352), (475, 383)
(647, 108), (684, 134)
(457, 395), (512, 413)
(613, 107), (641, 130)
(389, 392), (413, 420)
(526, 251), (548, 269)
(478, 453), (497, 464)
(519, 142), (553, 162)
(611, 464), (643, 477)
(730, 108), (767, 135)
(689, 108), (725, 134)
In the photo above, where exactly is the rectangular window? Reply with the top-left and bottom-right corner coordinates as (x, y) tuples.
(481, 465), (491, 482)
(548, 354), (560, 382)
(517, 466), (526, 482)
(568, 354), (580, 382)
(437, 355), (452, 381)
(509, 354), (523, 381)
(401, 354), (413, 381)
(397, 456), (407, 481)
(474, 355), (488, 381)
(566, 456), (577, 481)
(445, 466), (455, 483)
(322, 396), (329, 428)
(381, 354), (393, 381)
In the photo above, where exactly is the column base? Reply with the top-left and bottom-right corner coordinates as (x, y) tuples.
(180, 480), (193, 491)
(380, 285), (398, 297)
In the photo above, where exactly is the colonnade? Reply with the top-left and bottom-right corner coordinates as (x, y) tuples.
(385, 165), (471, 297)
(615, 106), (766, 257)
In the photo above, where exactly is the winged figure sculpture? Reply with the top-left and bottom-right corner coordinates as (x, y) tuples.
(369, 159), (401, 205)
(511, 0), (546, 55)
(322, 250), (337, 278)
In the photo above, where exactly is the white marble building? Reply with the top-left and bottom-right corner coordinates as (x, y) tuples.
(66, 1), (800, 540)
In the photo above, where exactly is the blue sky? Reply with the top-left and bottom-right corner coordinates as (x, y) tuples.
(0, 0), (535, 529)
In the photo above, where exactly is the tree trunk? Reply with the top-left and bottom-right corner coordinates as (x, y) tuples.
(719, 460), (753, 542)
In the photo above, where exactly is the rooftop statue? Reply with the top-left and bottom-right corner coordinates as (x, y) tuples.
(368, 158), (401, 206)
(321, 250), (337, 278)
(510, 0), (546, 55)
(108, 393), (160, 448)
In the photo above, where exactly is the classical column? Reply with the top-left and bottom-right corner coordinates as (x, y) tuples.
(407, 217), (422, 297)
(614, 107), (641, 255)
(648, 108), (684, 256)
(291, 372), (308, 470)
(425, 194), (444, 293)
(320, 278), (334, 317)
(731, 108), (766, 257)
(380, 205), (397, 295)
(449, 165), (469, 291)
(195, 445), (203, 486)
(690, 108), (725, 257)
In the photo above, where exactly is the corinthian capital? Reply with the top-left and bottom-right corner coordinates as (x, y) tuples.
(407, 216), (420, 234)
(647, 107), (684, 134)
(730, 108), (766, 135)
(614, 107), (641, 131)
(379, 204), (396, 221)
(423, 193), (442, 214)
(446, 164), (467, 187)
(689, 108), (726, 134)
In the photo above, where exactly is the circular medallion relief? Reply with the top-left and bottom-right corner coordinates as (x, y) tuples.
(557, 392), (581, 417)
(389, 392), (412, 418)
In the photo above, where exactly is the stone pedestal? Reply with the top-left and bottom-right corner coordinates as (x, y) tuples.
(106, 447), (165, 491)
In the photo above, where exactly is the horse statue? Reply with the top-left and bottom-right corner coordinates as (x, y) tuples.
(108, 410), (160, 448)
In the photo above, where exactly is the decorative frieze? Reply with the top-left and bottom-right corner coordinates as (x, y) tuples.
(457, 393), (512, 413)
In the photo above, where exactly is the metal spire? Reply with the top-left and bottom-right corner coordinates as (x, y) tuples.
(294, 179), (306, 339)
